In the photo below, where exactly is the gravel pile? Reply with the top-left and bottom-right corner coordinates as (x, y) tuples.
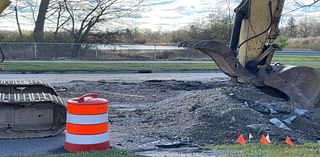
(57, 80), (320, 149)
(139, 81), (320, 145)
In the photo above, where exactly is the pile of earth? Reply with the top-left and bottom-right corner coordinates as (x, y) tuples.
(55, 79), (320, 148)
(139, 81), (320, 145)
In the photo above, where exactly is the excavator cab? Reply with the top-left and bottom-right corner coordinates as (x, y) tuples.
(180, 0), (320, 108)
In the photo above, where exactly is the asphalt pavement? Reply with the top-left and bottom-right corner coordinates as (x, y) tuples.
(0, 72), (228, 84)
(0, 133), (65, 156)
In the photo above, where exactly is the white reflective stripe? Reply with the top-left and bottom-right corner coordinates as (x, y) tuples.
(65, 132), (109, 145)
(67, 113), (108, 124)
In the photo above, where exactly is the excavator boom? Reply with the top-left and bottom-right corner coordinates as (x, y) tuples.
(0, 0), (10, 14)
(180, 0), (320, 108)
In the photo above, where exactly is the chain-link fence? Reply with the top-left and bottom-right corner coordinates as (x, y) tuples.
(0, 42), (210, 61)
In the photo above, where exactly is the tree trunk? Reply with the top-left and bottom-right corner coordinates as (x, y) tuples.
(33, 0), (50, 42)
(71, 44), (81, 58)
(14, 5), (22, 36)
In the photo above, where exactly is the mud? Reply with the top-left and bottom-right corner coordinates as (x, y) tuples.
(55, 79), (320, 155)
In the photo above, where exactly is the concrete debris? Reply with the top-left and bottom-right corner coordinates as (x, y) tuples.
(246, 124), (270, 133)
(271, 102), (292, 114)
(269, 118), (292, 131)
(250, 104), (270, 113)
(282, 115), (297, 125)
(294, 108), (308, 116)
(269, 108), (279, 114)
(251, 102), (292, 114)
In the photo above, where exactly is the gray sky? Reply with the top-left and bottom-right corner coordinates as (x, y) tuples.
(0, 0), (319, 31)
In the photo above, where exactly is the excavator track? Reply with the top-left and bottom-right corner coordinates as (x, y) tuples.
(0, 80), (66, 139)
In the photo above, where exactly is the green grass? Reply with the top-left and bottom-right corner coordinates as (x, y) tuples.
(273, 55), (320, 62)
(0, 55), (319, 72)
(272, 55), (320, 68)
(210, 143), (320, 157)
(30, 150), (140, 157)
(0, 62), (218, 72)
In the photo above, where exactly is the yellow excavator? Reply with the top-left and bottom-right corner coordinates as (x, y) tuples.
(0, 0), (66, 139)
(180, 0), (320, 109)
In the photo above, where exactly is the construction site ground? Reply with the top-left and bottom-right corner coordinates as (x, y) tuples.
(0, 72), (320, 156)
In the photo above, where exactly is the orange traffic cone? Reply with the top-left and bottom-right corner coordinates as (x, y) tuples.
(236, 134), (246, 145)
(285, 136), (294, 146)
(260, 135), (270, 145)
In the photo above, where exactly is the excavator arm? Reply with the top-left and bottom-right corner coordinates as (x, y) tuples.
(0, 0), (10, 14)
(180, 0), (320, 108)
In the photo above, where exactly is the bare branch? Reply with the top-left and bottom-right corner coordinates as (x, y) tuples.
(284, 0), (320, 15)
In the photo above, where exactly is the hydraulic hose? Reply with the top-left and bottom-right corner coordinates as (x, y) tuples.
(238, 0), (273, 48)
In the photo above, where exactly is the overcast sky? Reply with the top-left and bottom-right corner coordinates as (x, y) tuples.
(0, 0), (320, 31)
(137, 0), (320, 31)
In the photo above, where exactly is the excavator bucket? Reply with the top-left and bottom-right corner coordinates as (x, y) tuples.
(179, 40), (320, 109)
(179, 40), (257, 84)
(264, 66), (320, 108)
(179, 0), (320, 109)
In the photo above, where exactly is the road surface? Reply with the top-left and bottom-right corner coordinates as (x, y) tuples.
(0, 72), (228, 84)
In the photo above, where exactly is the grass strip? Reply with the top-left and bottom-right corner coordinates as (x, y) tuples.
(0, 62), (218, 72)
(0, 55), (319, 72)
(30, 150), (141, 157)
(210, 143), (320, 157)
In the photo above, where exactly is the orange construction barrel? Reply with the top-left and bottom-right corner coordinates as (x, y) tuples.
(64, 93), (112, 152)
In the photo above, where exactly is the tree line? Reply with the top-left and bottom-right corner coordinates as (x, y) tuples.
(1, 0), (320, 53)
(2, 0), (143, 57)
(0, 9), (234, 45)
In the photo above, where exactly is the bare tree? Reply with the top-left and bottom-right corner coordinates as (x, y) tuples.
(285, 0), (320, 14)
(59, 0), (143, 58)
(33, 0), (50, 41)
(52, 1), (69, 39)
(25, 0), (38, 23)
(14, 0), (23, 36)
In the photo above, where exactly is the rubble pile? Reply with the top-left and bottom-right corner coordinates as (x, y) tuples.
(139, 81), (320, 145)
(57, 80), (320, 149)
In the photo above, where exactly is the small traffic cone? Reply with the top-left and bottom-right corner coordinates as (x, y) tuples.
(285, 136), (294, 146)
(236, 134), (246, 145)
(266, 133), (271, 143)
(248, 133), (253, 142)
(260, 135), (270, 145)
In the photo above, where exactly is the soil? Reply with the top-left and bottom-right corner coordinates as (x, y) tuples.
(54, 79), (320, 152)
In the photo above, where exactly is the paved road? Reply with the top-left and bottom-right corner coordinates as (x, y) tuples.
(275, 50), (320, 56)
(0, 134), (65, 156)
(0, 72), (228, 84)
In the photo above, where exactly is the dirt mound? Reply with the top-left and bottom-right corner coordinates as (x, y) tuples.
(56, 79), (320, 149)
(139, 81), (320, 145)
